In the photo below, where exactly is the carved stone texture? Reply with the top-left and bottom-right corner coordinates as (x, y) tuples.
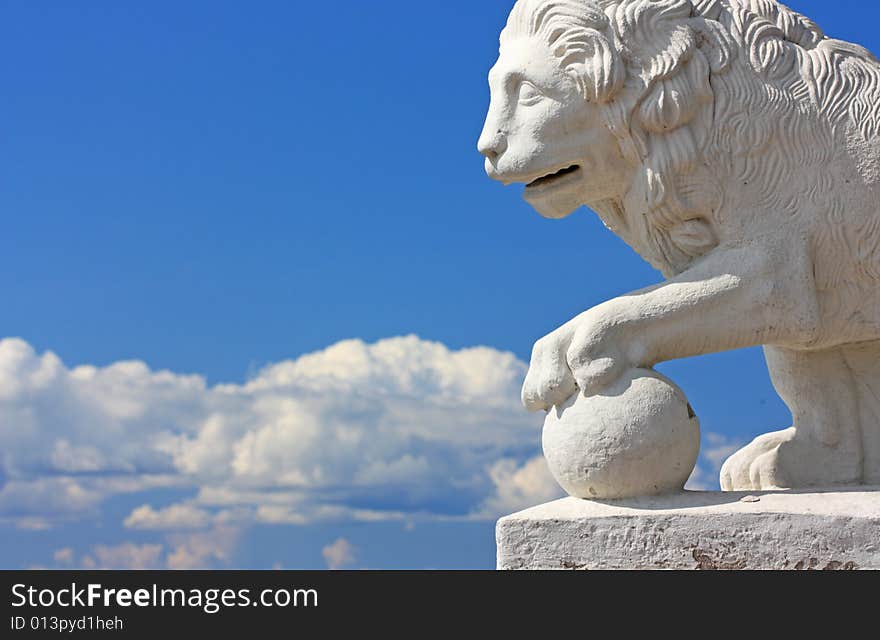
(496, 489), (880, 570)
(479, 0), (880, 492)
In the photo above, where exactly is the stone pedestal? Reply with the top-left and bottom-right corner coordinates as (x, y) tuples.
(496, 489), (880, 570)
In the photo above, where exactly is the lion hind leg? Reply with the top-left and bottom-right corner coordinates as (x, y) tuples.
(841, 341), (880, 484)
(720, 346), (863, 491)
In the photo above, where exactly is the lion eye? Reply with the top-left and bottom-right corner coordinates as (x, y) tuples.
(517, 81), (545, 106)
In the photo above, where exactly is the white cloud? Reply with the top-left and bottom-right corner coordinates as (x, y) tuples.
(686, 433), (744, 490)
(53, 528), (239, 570)
(53, 547), (75, 565)
(353, 454), (431, 486)
(702, 432), (743, 470)
(322, 537), (357, 570)
(165, 527), (239, 569)
(685, 465), (713, 491)
(83, 543), (164, 570)
(50, 440), (108, 473)
(0, 338), (205, 485)
(0, 478), (103, 522)
(0, 474), (182, 530)
(476, 456), (563, 517)
(0, 336), (542, 529)
(1, 334), (749, 537)
(124, 503), (213, 530)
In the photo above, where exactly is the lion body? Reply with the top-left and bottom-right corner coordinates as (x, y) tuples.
(707, 56), (880, 346)
(681, 0), (880, 347)
(593, 1), (880, 303)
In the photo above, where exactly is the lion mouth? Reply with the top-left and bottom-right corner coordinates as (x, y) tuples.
(524, 165), (582, 191)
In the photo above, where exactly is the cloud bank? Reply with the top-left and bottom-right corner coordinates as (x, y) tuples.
(0, 336), (556, 532)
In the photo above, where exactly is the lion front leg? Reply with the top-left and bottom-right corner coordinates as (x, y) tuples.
(521, 239), (819, 412)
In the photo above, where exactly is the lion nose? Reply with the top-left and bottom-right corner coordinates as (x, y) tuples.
(477, 129), (507, 163)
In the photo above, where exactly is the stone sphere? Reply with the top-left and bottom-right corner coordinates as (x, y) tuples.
(542, 368), (700, 500)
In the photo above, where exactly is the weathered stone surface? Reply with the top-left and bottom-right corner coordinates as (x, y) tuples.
(496, 489), (880, 570)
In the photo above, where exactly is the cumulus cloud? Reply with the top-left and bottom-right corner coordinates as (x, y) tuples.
(701, 432), (743, 471)
(165, 527), (239, 569)
(60, 528), (239, 570)
(686, 432), (745, 490)
(0, 336), (542, 530)
(53, 548), (75, 565)
(322, 538), (357, 570)
(124, 503), (214, 530)
(82, 543), (165, 570)
(477, 456), (563, 517)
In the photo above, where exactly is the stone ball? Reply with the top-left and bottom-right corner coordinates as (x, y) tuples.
(542, 368), (700, 500)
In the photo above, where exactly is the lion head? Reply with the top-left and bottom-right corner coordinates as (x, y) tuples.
(478, 0), (877, 276)
(477, 0), (630, 220)
(478, 0), (735, 274)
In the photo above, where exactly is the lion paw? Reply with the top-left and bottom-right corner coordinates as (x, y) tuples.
(720, 427), (862, 491)
(720, 428), (795, 491)
(522, 305), (639, 412)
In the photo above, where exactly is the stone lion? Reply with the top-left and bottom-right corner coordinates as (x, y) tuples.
(479, 0), (880, 491)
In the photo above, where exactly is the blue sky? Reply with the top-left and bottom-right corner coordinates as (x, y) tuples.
(0, 0), (875, 569)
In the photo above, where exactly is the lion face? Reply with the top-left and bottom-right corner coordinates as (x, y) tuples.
(478, 33), (630, 219)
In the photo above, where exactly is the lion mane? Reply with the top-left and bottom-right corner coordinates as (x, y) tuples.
(503, 0), (880, 279)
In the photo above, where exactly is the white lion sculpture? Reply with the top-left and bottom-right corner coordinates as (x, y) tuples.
(479, 0), (880, 491)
